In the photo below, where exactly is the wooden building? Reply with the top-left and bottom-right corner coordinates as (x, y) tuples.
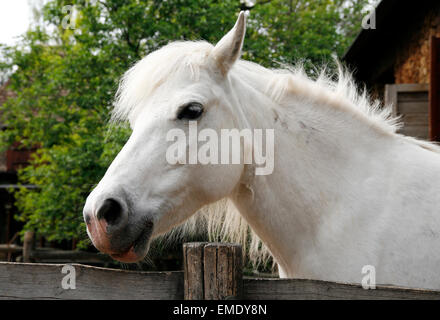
(0, 83), (32, 249)
(343, 0), (440, 141)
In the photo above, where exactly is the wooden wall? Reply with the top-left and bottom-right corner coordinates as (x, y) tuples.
(395, 8), (440, 85)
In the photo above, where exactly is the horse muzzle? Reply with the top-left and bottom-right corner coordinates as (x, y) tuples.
(83, 197), (153, 263)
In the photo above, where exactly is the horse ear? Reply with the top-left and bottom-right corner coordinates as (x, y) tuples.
(211, 11), (246, 75)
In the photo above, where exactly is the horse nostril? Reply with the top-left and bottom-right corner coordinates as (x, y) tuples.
(97, 198), (123, 226)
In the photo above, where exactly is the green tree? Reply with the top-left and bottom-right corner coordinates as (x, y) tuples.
(244, 0), (374, 70)
(0, 0), (372, 251)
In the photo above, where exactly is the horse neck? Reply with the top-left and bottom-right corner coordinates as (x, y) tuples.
(228, 71), (397, 276)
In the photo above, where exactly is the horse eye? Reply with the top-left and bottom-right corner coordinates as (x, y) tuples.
(177, 102), (204, 120)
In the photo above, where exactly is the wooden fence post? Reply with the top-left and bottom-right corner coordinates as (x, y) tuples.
(183, 242), (243, 300)
(22, 231), (35, 263)
(183, 242), (206, 300)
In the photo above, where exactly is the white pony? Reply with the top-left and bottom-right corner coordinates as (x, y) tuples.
(83, 12), (440, 290)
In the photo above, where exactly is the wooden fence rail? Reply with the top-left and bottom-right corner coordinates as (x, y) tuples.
(1, 242), (440, 300)
(0, 263), (183, 300)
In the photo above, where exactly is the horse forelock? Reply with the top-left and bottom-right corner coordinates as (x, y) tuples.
(112, 41), (213, 124)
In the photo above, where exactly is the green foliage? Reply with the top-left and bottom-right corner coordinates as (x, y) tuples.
(0, 0), (371, 249)
(244, 0), (373, 71)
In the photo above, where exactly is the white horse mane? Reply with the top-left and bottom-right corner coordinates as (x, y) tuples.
(112, 40), (440, 268)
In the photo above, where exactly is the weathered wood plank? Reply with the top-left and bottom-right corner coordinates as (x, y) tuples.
(232, 244), (243, 298)
(203, 243), (218, 300)
(397, 101), (429, 114)
(400, 113), (429, 126)
(243, 278), (440, 300)
(183, 242), (206, 300)
(391, 83), (429, 93)
(0, 262), (183, 300)
(203, 243), (242, 300)
(398, 91), (429, 102)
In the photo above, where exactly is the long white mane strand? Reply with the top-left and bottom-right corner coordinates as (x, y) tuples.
(111, 41), (440, 270)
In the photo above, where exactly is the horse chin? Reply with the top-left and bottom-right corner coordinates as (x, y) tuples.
(110, 246), (141, 263)
(110, 222), (153, 263)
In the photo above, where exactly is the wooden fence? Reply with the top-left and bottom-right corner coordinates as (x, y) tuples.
(1, 242), (440, 300)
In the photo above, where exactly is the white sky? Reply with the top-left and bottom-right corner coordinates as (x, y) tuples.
(0, 0), (32, 46)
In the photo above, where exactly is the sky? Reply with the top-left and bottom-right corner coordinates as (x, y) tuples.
(0, 0), (32, 46)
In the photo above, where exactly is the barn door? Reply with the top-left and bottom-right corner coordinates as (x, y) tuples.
(430, 36), (440, 142)
(385, 83), (429, 139)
